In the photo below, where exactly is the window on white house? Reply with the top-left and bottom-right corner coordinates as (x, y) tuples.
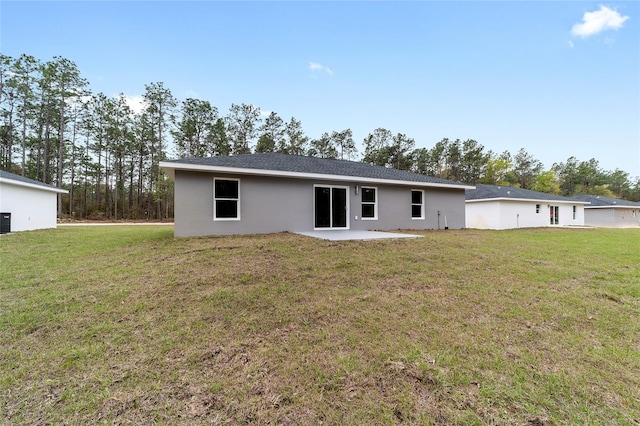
(573, 205), (576, 220)
(214, 178), (240, 220)
(411, 190), (424, 219)
(361, 187), (377, 220)
(536, 204), (540, 214)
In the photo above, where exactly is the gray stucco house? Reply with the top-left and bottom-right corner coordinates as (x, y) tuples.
(160, 153), (473, 237)
(572, 194), (640, 228)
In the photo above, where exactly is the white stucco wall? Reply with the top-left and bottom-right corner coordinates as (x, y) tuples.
(556, 203), (585, 226)
(466, 200), (585, 230)
(465, 200), (503, 229)
(0, 182), (60, 232)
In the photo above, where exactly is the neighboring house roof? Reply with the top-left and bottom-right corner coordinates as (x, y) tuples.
(160, 153), (474, 189)
(0, 170), (68, 194)
(571, 194), (640, 208)
(466, 184), (588, 204)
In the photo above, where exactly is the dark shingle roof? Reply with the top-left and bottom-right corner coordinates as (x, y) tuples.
(0, 170), (66, 192)
(571, 194), (640, 207)
(162, 153), (471, 187)
(466, 184), (581, 203)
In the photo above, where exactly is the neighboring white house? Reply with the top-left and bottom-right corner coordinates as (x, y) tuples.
(572, 194), (640, 228)
(465, 184), (588, 230)
(0, 170), (68, 233)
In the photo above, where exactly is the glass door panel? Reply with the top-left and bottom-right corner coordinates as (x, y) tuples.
(315, 187), (331, 228)
(332, 187), (347, 228)
(549, 206), (559, 225)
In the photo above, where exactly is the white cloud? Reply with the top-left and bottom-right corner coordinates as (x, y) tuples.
(568, 40), (574, 48)
(571, 5), (629, 38)
(122, 95), (146, 114)
(309, 61), (334, 76)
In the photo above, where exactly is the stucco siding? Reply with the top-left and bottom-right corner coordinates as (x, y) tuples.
(175, 171), (313, 236)
(585, 208), (640, 227)
(0, 182), (58, 231)
(466, 201), (503, 229)
(556, 203), (583, 226)
(174, 170), (466, 237)
(466, 200), (585, 230)
(499, 201), (543, 228)
(366, 185), (465, 231)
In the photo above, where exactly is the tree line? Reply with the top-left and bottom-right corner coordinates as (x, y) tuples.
(1, 54), (638, 221)
(363, 135), (639, 201)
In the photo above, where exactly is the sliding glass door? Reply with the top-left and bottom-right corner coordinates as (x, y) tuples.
(549, 205), (559, 225)
(314, 186), (348, 229)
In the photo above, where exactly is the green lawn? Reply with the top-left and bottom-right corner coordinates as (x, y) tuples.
(1, 226), (639, 425)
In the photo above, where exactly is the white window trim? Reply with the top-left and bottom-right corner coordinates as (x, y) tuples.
(361, 186), (378, 221)
(213, 177), (241, 221)
(411, 189), (425, 220)
(313, 184), (350, 230)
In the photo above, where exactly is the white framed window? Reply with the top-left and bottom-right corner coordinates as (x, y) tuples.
(361, 186), (377, 220)
(572, 205), (576, 220)
(213, 178), (240, 220)
(536, 204), (540, 214)
(411, 189), (424, 219)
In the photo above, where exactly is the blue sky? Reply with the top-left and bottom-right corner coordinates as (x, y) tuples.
(2, 1), (639, 176)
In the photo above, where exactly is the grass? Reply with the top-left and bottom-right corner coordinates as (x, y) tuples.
(1, 226), (639, 425)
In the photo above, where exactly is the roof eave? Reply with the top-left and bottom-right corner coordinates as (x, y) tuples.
(466, 197), (589, 205)
(584, 205), (639, 209)
(159, 161), (474, 190)
(0, 177), (69, 194)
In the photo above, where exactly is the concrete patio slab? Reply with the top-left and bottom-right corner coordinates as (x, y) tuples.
(295, 230), (423, 241)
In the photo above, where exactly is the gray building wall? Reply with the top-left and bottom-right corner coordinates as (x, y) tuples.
(174, 170), (466, 237)
(584, 208), (640, 228)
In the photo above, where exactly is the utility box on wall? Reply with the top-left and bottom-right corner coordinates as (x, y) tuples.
(0, 212), (11, 234)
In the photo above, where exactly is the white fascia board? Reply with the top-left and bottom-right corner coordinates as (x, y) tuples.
(0, 177), (68, 194)
(465, 197), (589, 205)
(584, 205), (638, 209)
(160, 161), (475, 190)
